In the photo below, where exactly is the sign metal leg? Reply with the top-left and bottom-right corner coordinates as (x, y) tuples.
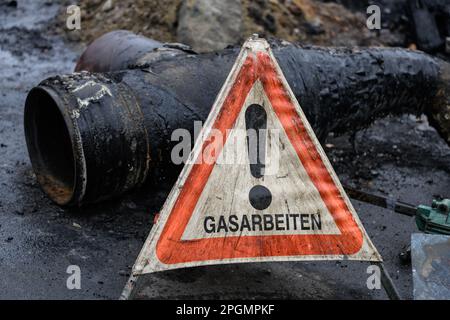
(376, 261), (401, 300)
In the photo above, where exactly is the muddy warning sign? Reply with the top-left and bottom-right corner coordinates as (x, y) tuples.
(132, 36), (381, 274)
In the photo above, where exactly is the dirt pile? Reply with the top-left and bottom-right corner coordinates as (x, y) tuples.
(61, 0), (400, 49)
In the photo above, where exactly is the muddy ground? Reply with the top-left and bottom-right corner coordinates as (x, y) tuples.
(1, 0), (450, 299)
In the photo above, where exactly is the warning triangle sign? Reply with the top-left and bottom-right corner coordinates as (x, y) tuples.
(133, 37), (381, 274)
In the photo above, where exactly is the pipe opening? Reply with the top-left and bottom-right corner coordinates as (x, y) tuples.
(24, 88), (76, 205)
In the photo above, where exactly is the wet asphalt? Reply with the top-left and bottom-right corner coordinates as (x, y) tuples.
(1, 0), (450, 300)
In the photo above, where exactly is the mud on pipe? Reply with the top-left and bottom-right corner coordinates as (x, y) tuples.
(24, 32), (450, 206)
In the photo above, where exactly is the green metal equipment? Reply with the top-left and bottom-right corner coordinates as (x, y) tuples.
(344, 186), (450, 235)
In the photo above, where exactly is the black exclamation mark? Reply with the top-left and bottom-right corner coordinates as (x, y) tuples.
(245, 104), (272, 210)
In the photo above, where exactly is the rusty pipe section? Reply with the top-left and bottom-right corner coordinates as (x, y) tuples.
(24, 35), (449, 206)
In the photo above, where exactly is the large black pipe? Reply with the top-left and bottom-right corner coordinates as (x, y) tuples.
(24, 32), (450, 206)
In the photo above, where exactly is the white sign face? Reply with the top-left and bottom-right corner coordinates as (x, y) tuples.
(132, 37), (381, 275)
